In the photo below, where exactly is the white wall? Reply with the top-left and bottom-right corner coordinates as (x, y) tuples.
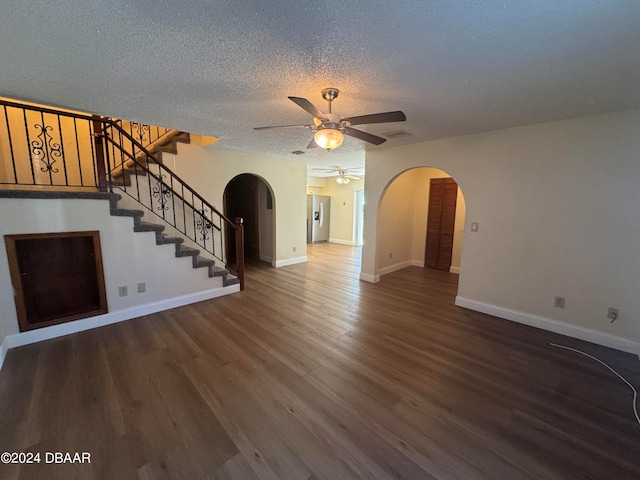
(362, 109), (640, 352)
(164, 143), (308, 266)
(318, 177), (365, 244)
(375, 171), (417, 272)
(0, 197), (235, 362)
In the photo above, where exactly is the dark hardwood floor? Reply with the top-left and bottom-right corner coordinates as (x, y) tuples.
(1, 243), (639, 479)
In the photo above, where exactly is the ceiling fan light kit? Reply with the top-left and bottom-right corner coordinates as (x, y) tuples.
(314, 126), (344, 149)
(255, 87), (406, 151)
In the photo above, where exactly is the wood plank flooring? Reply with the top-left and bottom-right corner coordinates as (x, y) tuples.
(1, 243), (639, 479)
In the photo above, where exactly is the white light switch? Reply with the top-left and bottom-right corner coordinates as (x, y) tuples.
(471, 222), (479, 232)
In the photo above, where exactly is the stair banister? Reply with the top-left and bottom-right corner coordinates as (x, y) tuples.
(0, 99), (245, 290)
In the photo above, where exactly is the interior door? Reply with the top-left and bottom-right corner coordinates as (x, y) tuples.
(424, 178), (458, 271)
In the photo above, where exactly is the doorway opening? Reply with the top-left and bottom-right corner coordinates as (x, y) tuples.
(353, 190), (364, 246)
(376, 167), (466, 277)
(223, 174), (275, 266)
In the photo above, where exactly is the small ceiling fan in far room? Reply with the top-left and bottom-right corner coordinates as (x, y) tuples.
(313, 167), (362, 184)
(254, 88), (406, 150)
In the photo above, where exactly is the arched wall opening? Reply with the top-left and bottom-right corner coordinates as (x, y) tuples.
(375, 166), (466, 279)
(223, 173), (276, 266)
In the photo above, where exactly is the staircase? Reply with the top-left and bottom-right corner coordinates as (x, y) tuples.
(109, 193), (239, 287)
(107, 130), (239, 287)
(0, 98), (244, 292)
(110, 131), (191, 186)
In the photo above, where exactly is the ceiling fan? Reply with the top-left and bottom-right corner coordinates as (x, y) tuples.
(313, 166), (362, 184)
(254, 88), (406, 150)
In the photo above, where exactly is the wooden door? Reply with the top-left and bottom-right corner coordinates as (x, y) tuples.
(424, 178), (458, 271)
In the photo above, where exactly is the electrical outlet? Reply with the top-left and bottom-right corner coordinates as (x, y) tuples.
(389, 252), (393, 259)
(554, 296), (565, 308)
(293, 246), (297, 252)
(137, 282), (146, 293)
(118, 286), (128, 297)
(607, 307), (619, 321)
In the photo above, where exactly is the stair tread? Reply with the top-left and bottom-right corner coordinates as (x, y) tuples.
(112, 208), (144, 217)
(209, 265), (228, 276)
(158, 235), (184, 244)
(223, 274), (240, 286)
(106, 129), (240, 291)
(136, 221), (165, 232)
(113, 167), (148, 177)
(194, 256), (216, 268)
(176, 245), (200, 257)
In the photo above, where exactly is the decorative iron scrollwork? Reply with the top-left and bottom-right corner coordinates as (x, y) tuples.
(31, 123), (62, 174)
(196, 209), (213, 241)
(152, 175), (172, 210)
(131, 122), (150, 143)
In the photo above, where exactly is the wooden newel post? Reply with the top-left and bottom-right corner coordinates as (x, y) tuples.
(235, 217), (245, 291)
(92, 116), (109, 192)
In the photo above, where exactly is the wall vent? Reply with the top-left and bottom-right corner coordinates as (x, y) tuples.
(384, 130), (412, 139)
(291, 150), (305, 155)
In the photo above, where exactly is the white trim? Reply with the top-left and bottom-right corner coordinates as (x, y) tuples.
(455, 296), (640, 355)
(378, 259), (424, 277)
(274, 256), (307, 267)
(378, 260), (413, 276)
(450, 266), (460, 274)
(329, 238), (354, 245)
(359, 272), (380, 283)
(0, 336), (8, 372)
(0, 285), (239, 364)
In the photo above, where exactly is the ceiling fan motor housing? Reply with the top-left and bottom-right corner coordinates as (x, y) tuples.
(255, 87), (405, 149)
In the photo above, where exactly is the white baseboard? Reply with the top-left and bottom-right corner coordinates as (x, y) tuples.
(0, 284), (239, 368)
(274, 256), (307, 268)
(455, 296), (640, 355)
(378, 260), (413, 276)
(329, 238), (354, 245)
(378, 259), (424, 277)
(359, 272), (380, 283)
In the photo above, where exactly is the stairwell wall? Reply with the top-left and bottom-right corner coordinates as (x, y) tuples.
(163, 143), (308, 267)
(0, 196), (234, 368)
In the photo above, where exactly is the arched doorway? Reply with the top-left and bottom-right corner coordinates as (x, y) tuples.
(223, 174), (275, 265)
(375, 167), (466, 277)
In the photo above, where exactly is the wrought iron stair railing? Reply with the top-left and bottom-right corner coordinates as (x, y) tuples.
(0, 99), (244, 289)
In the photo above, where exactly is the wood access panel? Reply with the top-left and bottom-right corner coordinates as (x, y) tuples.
(5, 231), (108, 331)
(424, 178), (458, 271)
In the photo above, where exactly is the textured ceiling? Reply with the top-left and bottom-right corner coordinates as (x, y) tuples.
(1, 1), (640, 176)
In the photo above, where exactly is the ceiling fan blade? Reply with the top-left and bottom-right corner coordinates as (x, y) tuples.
(346, 175), (362, 180)
(254, 124), (311, 130)
(307, 138), (319, 149)
(289, 97), (328, 121)
(343, 126), (387, 145)
(342, 111), (406, 126)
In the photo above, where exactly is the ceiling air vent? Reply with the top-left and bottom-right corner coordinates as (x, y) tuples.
(291, 150), (305, 155)
(384, 130), (412, 139)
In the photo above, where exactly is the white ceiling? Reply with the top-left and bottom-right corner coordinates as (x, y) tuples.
(2, 1), (640, 176)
